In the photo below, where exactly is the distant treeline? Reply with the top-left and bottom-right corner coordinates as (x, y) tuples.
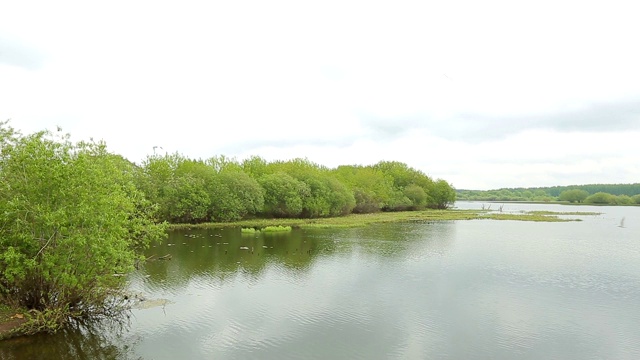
(457, 184), (640, 205)
(136, 154), (456, 223)
(544, 184), (640, 197)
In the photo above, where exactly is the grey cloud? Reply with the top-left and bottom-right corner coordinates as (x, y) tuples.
(360, 99), (640, 143)
(0, 36), (45, 70)
(215, 99), (640, 155)
(534, 100), (640, 132)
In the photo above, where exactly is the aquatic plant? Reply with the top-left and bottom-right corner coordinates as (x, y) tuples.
(262, 225), (292, 232)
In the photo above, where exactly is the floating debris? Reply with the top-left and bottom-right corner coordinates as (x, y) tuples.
(132, 298), (173, 310)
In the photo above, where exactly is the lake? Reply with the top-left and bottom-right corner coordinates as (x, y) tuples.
(1, 202), (639, 359)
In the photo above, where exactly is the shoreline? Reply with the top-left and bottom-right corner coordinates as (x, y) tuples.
(167, 207), (590, 231)
(457, 200), (640, 206)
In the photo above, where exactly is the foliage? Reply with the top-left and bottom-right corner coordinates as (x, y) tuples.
(613, 194), (633, 205)
(430, 180), (457, 209)
(558, 189), (589, 203)
(262, 158), (355, 217)
(459, 183), (640, 203)
(209, 170), (264, 222)
(138, 154), (211, 223)
(262, 226), (292, 232)
(241, 155), (269, 178)
(371, 161), (455, 210)
(259, 172), (309, 217)
(585, 192), (615, 204)
(332, 165), (395, 213)
(0, 125), (166, 331)
(137, 153), (455, 222)
(403, 184), (427, 208)
(546, 183), (640, 197)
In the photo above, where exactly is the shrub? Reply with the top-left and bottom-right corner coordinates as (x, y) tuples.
(0, 126), (165, 331)
(585, 192), (615, 204)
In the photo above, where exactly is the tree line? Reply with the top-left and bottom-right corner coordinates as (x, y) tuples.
(136, 154), (456, 223)
(457, 185), (640, 205)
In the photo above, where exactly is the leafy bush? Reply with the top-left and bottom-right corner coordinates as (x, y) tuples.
(0, 125), (165, 331)
(259, 173), (309, 217)
(585, 192), (615, 204)
(559, 189), (589, 203)
(209, 171), (264, 222)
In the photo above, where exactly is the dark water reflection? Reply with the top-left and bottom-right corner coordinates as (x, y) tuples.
(0, 320), (140, 360)
(2, 203), (640, 359)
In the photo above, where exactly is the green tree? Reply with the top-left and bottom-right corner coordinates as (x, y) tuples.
(430, 180), (457, 209)
(558, 189), (589, 203)
(264, 159), (355, 217)
(259, 172), (310, 217)
(404, 184), (428, 209)
(139, 155), (213, 223)
(241, 155), (269, 178)
(0, 126), (165, 330)
(209, 170), (264, 221)
(614, 194), (633, 205)
(585, 192), (615, 204)
(372, 161), (439, 210)
(333, 165), (395, 213)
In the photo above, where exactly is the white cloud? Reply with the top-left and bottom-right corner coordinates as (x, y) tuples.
(2, 0), (640, 189)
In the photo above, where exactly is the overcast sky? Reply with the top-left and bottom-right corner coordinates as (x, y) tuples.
(2, 0), (639, 190)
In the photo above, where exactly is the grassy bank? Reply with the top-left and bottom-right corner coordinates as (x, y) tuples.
(169, 208), (594, 230)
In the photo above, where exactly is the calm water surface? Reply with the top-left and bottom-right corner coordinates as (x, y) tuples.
(2, 202), (639, 359)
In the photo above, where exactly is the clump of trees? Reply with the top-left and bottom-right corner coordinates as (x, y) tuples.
(584, 192), (639, 205)
(0, 122), (166, 332)
(134, 156), (456, 223)
(456, 188), (555, 202)
(558, 189), (589, 203)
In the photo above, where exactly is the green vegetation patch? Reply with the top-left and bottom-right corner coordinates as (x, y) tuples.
(483, 213), (580, 222)
(241, 227), (259, 234)
(527, 211), (601, 216)
(170, 208), (578, 231)
(481, 209), (601, 222)
(262, 225), (292, 232)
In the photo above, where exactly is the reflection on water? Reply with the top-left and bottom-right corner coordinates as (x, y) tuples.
(0, 319), (141, 360)
(1, 202), (640, 359)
